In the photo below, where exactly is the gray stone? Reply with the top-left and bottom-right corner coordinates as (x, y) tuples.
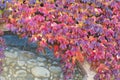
(42, 78), (49, 80)
(16, 77), (26, 80)
(1, 47), (64, 80)
(31, 67), (50, 78)
(49, 66), (62, 73)
(15, 70), (27, 77)
(37, 62), (45, 66)
(3, 67), (8, 72)
(15, 66), (20, 70)
(0, 76), (6, 80)
(26, 74), (34, 80)
(21, 51), (36, 58)
(27, 59), (37, 68)
(21, 67), (26, 69)
(52, 61), (58, 65)
(17, 61), (26, 66)
(34, 78), (42, 80)
(37, 57), (46, 62)
(5, 51), (18, 59)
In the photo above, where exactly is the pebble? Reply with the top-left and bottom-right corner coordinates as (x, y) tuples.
(49, 66), (62, 73)
(17, 61), (26, 66)
(37, 57), (46, 62)
(31, 67), (50, 78)
(15, 70), (27, 77)
(0, 76), (6, 80)
(34, 78), (42, 80)
(5, 51), (18, 59)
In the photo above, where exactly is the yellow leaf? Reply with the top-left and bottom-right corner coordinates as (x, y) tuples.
(48, 0), (54, 3)
(36, 0), (40, 4)
(78, 21), (84, 28)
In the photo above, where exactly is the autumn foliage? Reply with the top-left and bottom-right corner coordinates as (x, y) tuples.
(0, 0), (120, 80)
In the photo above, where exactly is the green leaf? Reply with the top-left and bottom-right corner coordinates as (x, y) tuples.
(0, 10), (3, 14)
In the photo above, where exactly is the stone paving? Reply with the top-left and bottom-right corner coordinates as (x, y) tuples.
(0, 47), (83, 80)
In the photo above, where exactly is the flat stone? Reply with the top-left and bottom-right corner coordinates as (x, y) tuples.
(17, 61), (26, 66)
(52, 61), (58, 65)
(37, 62), (45, 66)
(0, 76), (6, 80)
(37, 57), (46, 62)
(26, 74), (34, 80)
(16, 77), (26, 80)
(34, 78), (42, 80)
(21, 67), (26, 69)
(5, 51), (18, 59)
(31, 67), (50, 78)
(3, 67), (8, 72)
(27, 59), (37, 68)
(42, 78), (49, 80)
(49, 66), (62, 73)
(21, 51), (36, 58)
(15, 66), (20, 70)
(5, 58), (16, 65)
(1, 47), (64, 80)
(15, 70), (27, 77)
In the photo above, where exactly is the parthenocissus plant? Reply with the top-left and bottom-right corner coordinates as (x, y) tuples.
(0, 0), (120, 80)
(0, 30), (6, 73)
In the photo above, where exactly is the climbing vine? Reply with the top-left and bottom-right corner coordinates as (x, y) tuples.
(0, 0), (120, 80)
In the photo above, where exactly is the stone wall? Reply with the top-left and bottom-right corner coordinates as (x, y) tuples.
(1, 47), (63, 80)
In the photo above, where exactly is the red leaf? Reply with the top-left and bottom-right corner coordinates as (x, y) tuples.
(54, 45), (59, 52)
(96, 64), (109, 73)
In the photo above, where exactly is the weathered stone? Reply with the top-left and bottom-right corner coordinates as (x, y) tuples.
(9, 62), (16, 67)
(15, 66), (20, 70)
(27, 59), (37, 68)
(17, 61), (26, 66)
(42, 78), (49, 80)
(49, 66), (62, 73)
(34, 78), (42, 80)
(1, 47), (65, 80)
(37, 57), (46, 62)
(9, 68), (14, 75)
(15, 70), (27, 77)
(3, 67), (8, 72)
(26, 74), (34, 80)
(48, 63), (51, 67)
(5, 51), (18, 59)
(0, 76), (6, 80)
(16, 77), (26, 80)
(27, 68), (31, 72)
(31, 67), (50, 78)
(21, 66), (26, 69)
(52, 61), (58, 65)
(37, 62), (45, 66)
(21, 51), (36, 59)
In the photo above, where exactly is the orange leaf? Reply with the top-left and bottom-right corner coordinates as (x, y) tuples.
(76, 51), (84, 62)
(72, 56), (76, 65)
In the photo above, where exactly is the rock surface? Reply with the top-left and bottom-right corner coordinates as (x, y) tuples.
(0, 47), (64, 80)
(31, 67), (50, 78)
